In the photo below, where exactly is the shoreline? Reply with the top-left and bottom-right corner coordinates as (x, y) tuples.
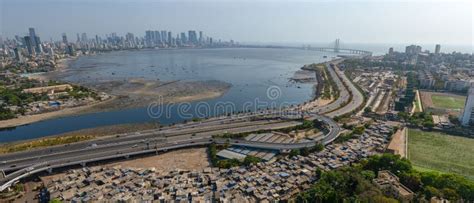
(0, 96), (117, 129)
(1, 53), (232, 129)
(0, 84), (231, 129)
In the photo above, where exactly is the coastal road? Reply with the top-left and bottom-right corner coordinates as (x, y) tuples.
(307, 61), (364, 118)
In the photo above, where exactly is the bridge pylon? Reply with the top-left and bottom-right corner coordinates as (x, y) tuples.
(334, 39), (340, 53)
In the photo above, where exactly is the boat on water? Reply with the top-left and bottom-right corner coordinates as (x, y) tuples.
(323, 55), (328, 58)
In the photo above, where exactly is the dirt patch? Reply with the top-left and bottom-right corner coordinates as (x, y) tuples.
(420, 91), (434, 109)
(420, 91), (465, 116)
(103, 147), (210, 173)
(387, 127), (407, 158)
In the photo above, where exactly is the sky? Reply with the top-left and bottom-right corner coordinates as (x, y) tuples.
(1, 0), (473, 47)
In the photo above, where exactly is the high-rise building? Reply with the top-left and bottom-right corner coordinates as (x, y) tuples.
(405, 45), (422, 55)
(13, 47), (24, 62)
(161, 31), (167, 44)
(459, 86), (474, 126)
(28, 28), (37, 48)
(81, 33), (88, 42)
(180, 32), (187, 44)
(67, 44), (75, 56)
(47, 46), (54, 56)
(28, 27), (42, 53)
(388, 47), (394, 55)
(34, 36), (42, 53)
(435, 44), (441, 54)
(24, 36), (35, 56)
(154, 31), (161, 43)
(188, 30), (197, 45)
(167, 31), (172, 45)
(199, 31), (203, 43)
(62, 33), (68, 44)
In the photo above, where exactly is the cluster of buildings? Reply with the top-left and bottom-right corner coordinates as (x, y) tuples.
(349, 69), (397, 115)
(388, 44), (474, 93)
(143, 30), (228, 48)
(0, 27), (238, 63)
(45, 167), (217, 202)
(308, 122), (392, 171)
(361, 45), (474, 127)
(44, 121), (395, 202)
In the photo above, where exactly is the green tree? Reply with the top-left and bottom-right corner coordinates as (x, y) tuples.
(289, 149), (300, 157)
(243, 155), (262, 166)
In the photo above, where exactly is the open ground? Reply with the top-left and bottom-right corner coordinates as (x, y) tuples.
(408, 128), (474, 180)
(419, 91), (466, 115)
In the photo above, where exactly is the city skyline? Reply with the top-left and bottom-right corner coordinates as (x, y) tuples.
(1, 0), (473, 46)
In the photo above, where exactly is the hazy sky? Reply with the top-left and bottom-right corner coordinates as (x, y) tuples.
(1, 0), (473, 46)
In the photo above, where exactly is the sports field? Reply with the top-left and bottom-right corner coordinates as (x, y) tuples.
(431, 94), (465, 110)
(408, 128), (474, 180)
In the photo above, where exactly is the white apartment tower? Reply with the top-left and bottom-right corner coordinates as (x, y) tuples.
(459, 86), (474, 126)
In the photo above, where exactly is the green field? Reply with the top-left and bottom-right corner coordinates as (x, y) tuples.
(408, 129), (474, 180)
(431, 94), (466, 109)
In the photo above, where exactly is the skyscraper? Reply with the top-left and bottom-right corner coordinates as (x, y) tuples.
(388, 47), (394, 55)
(405, 45), (422, 55)
(24, 36), (35, 56)
(62, 33), (68, 44)
(34, 36), (42, 53)
(199, 31), (203, 43)
(188, 30), (197, 45)
(28, 27), (42, 53)
(181, 32), (187, 44)
(28, 28), (37, 48)
(154, 31), (161, 43)
(81, 33), (88, 42)
(13, 47), (24, 62)
(459, 86), (474, 126)
(161, 31), (167, 44)
(435, 44), (441, 54)
(167, 31), (172, 45)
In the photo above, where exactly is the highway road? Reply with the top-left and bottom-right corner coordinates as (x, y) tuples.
(308, 61), (364, 118)
(0, 58), (364, 192)
(325, 63), (364, 117)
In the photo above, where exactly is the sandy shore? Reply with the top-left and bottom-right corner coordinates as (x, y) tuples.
(2, 53), (232, 129)
(82, 79), (231, 112)
(0, 97), (116, 129)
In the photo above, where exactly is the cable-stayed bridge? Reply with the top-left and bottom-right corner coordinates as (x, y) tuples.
(243, 39), (372, 56)
(302, 39), (372, 56)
